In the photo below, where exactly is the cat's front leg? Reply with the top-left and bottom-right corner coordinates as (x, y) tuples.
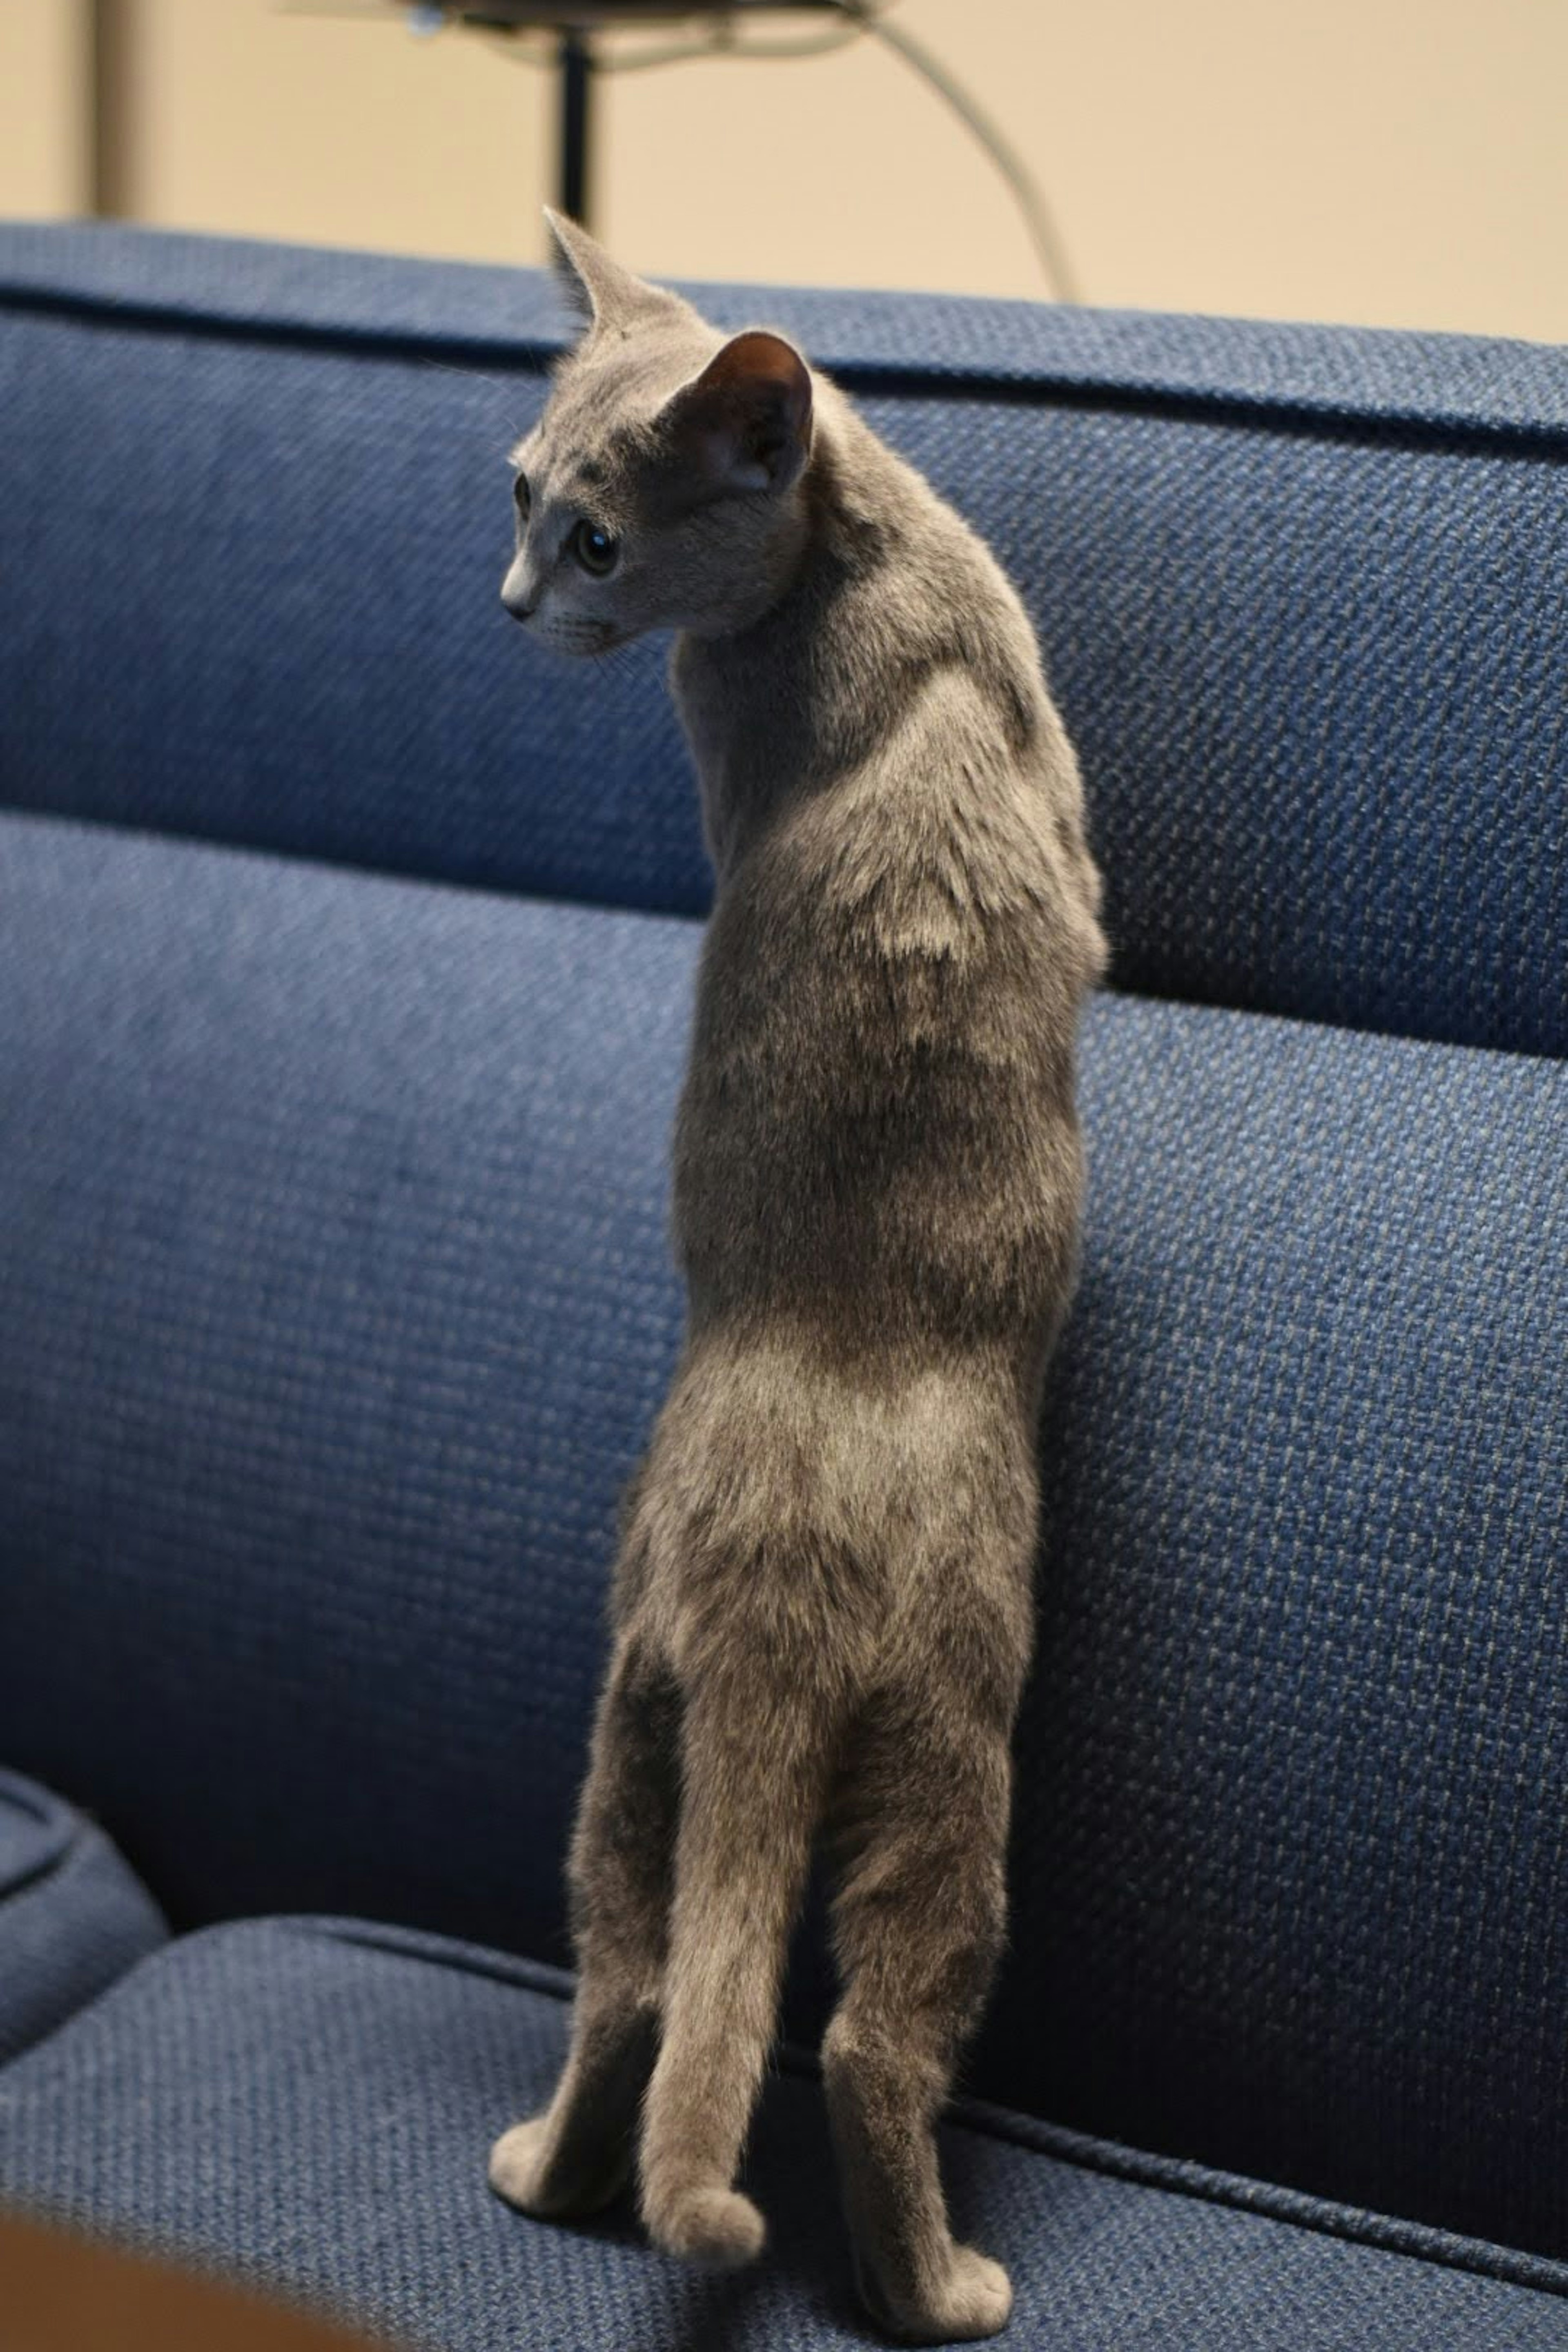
(489, 1633), (679, 2219)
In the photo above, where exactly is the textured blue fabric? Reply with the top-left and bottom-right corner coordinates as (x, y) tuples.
(2, 225), (1564, 1055)
(0, 812), (1561, 2260)
(0, 1918), (1563, 2352)
(0, 1768), (166, 2064)
(3, 222), (1566, 439)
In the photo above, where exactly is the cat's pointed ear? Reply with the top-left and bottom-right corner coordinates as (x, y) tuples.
(542, 207), (677, 339)
(661, 331), (814, 498)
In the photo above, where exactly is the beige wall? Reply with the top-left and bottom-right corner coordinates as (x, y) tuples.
(0, 1), (89, 216)
(2, 0), (1565, 343)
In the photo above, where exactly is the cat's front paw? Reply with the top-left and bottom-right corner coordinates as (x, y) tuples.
(862, 2245), (1013, 2344)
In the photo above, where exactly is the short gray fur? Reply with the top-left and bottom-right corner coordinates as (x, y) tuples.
(489, 213), (1106, 2344)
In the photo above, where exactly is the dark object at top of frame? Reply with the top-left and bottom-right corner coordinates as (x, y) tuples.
(453, 3), (841, 26)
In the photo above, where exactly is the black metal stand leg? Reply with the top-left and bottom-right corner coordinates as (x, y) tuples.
(558, 30), (593, 225)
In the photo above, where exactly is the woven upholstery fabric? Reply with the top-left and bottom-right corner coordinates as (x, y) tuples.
(0, 1768), (166, 2065)
(2, 225), (1565, 1056)
(0, 1920), (1562, 2352)
(3, 223), (1566, 441)
(0, 812), (1562, 2258)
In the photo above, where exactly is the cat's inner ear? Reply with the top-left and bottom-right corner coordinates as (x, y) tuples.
(542, 206), (676, 340)
(662, 332), (814, 499)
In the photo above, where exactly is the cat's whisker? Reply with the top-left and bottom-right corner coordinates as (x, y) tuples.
(590, 637), (646, 682)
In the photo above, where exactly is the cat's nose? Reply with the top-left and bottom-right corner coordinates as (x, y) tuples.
(501, 586), (535, 624)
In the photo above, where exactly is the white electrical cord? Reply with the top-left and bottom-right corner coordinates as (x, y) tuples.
(279, 2), (1082, 301)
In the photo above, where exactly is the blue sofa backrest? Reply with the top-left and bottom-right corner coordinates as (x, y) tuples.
(1, 225), (1564, 1056)
(1, 226), (1564, 2267)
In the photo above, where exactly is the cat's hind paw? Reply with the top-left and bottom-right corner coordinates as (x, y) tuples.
(488, 2118), (563, 2214)
(488, 2116), (626, 2221)
(861, 2245), (1013, 2343)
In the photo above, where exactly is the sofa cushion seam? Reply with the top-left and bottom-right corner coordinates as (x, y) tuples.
(270, 1916), (1568, 2303)
(3, 805), (1559, 1073)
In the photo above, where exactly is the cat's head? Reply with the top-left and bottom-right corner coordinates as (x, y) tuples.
(502, 212), (815, 654)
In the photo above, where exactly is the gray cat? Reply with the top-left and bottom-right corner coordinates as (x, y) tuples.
(488, 212), (1106, 2344)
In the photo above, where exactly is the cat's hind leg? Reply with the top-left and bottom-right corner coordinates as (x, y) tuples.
(822, 1672), (1016, 2343)
(489, 1633), (679, 2220)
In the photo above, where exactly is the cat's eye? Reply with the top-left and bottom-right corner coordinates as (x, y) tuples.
(571, 519), (619, 577)
(512, 472), (530, 521)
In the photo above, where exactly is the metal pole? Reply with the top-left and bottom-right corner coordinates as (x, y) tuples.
(557, 29), (592, 225)
(88, 0), (133, 218)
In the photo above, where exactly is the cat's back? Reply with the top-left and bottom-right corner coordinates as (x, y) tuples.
(676, 383), (1103, 951)
(673, 390), (1105, 1361)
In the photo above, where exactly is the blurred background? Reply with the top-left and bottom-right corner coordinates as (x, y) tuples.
(2, 0), (1564, 341)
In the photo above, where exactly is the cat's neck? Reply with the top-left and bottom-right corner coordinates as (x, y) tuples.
(684, 393), (887, 653)
(671, 393), (953, 876)
(672, 389), (1038, 887)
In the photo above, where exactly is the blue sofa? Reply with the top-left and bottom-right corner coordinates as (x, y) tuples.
(0, 223), (1563, 2350)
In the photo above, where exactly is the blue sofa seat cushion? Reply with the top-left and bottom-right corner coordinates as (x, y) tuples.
(0, 1917), (1562, 2352)
(0, 1767), (166, 2064)
(0, 811), (1562, 2257)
